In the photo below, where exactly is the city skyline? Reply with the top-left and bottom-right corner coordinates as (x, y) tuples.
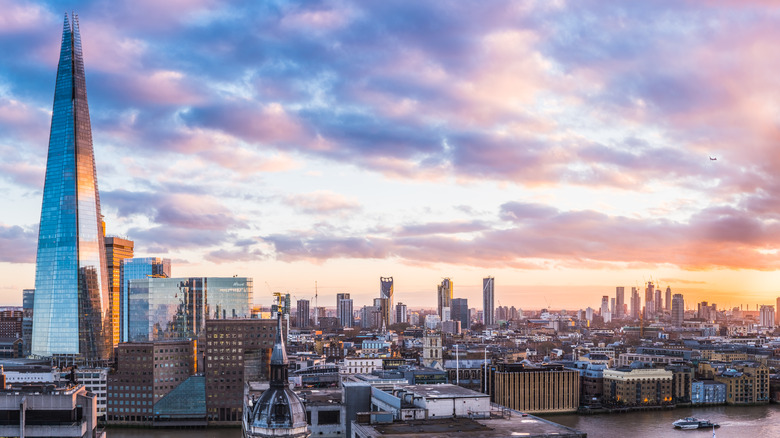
(3, 2), (780, 310)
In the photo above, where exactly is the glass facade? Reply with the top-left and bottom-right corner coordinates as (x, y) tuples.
(119, 257), (171, 342)
(128, 277), (252, 341)
(32, 14), (111, 360)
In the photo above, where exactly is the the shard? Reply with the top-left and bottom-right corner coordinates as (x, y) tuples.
(32, 13), (111, 360)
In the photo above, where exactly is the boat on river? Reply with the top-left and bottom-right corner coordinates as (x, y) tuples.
(672, 417), (719, 430)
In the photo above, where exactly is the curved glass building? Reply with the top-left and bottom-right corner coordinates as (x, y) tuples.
(32, 13), (112, 360)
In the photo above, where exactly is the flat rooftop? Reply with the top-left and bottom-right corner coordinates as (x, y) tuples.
(396, 384), (488, 399)
(354, 413), (586, 437)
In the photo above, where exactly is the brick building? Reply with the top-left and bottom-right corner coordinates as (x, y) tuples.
(0, 310), (23, 338)
(107, 339), (197, 423)
(204, 318), (279, 423)
(602, 365), (673, 406)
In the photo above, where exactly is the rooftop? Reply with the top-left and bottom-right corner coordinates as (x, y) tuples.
(395, 384), (488, 399)
(353, 412), (585, 437)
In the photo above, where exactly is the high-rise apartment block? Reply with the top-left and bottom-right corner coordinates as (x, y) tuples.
(451, 298), (469, 330)
(395, 302), (407, 324)
(33, 14), (112, 360)
(654, 289), (662, 315)
(671, 294), (685, 327)
(644, 282), (655, 319)
(380, 277), (394, 326)
(437, 278), (453, 321)
(483, 277), (495, 326)
(296, 299), (310, 328)
(665, 286), (672, 311)
(105, 237), (134, 348)
(630, 287), (640, 320)
(601, 296), (611, 323)
(760, 305), (775, 328)
(615, 287), (624, 318)
(119, 257), (170, 342)
(127, 277), (251, 341)
(337, 294), (354, 328)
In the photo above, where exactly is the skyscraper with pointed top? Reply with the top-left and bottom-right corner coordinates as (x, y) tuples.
(32, 13), (112, 361)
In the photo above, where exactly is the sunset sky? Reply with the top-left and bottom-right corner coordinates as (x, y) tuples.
(2, 0), (780, 312)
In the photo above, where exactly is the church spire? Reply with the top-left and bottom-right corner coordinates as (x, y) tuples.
(269, 301), (288, 387)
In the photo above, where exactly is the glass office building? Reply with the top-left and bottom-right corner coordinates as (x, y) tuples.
(32, 14), (112, 360)
(128, 277), (252, 341)
(120, 257), (171, 342)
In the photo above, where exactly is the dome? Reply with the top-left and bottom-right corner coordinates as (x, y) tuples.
(246, 386), (308, 437)
(243, 309), (310, 438)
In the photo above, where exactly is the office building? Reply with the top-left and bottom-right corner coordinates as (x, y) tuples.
(395, 302), (407, 324)
(615, 286), (624, 318)
(486, 363), (579, 413)
(33, 13), (111, 361)
(297, 299), (310, 328)
(127, 277), (252, 341)
(22, 289), (34, 356)
(644, 282), (654, 319)
(0, 379), (99, 437)
(120, 257), (170, 341)
(630, 287), (640, 320)
(360, 305), (380, 329)
(671, 294), (685, 327)
(483, 276), (495, 326)
(380, 277), (394, 326)
(665, 286), (672, 311)
(338, 297), (354, 328)
(107, 339), (197, 424)
(437, 278), (453, 321)
(600, 296), (611, 323)
(760, 305), (775, 328)
(452, 298), (469, 330)
(654, 289), (662, 315)
(205, 318), (279, 423)
(105, 236), (134, 348)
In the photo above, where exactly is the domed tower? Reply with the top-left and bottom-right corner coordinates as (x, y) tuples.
(243, 307), (309, 438)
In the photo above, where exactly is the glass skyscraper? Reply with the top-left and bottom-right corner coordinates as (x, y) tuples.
(32, 14), (112, 360)
(119, 257), (171, 342)
(127, 277), (252, 341)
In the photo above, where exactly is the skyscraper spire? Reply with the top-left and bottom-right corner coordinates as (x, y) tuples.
(32, 13), (112, 361)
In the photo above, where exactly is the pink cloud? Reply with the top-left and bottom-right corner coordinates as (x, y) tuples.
(285, 191), (361, 215)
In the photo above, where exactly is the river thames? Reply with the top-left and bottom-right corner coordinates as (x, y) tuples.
(541, 404), (780, 437)
(106, 405), (780, 437)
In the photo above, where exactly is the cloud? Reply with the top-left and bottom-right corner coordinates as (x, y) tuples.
(284, 191), (361, 215)
(0, 224), (37, 263)
(264, 201), (780, 271)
